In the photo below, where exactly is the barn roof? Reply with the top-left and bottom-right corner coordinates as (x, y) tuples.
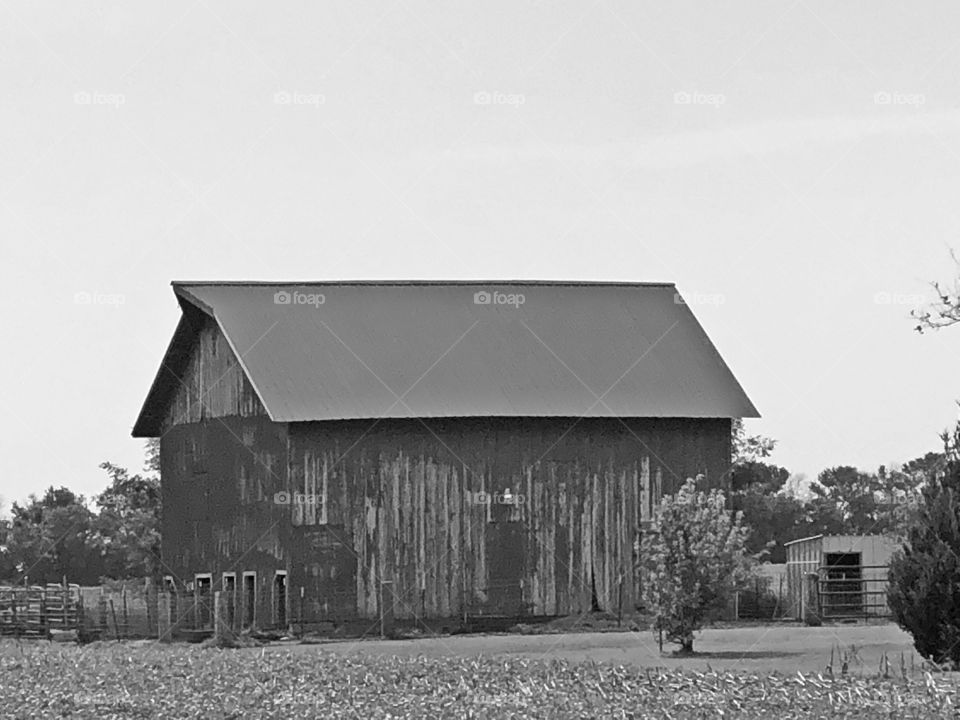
(132, 281), (759, 436)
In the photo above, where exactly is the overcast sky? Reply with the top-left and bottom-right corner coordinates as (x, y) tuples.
(3, 1), (960, 506)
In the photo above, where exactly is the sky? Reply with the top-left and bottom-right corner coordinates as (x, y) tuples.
(3, 1), (960, 507)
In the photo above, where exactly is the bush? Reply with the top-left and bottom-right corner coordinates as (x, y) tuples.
(640, 479), (755, 654)
(888, 424), (960, 667)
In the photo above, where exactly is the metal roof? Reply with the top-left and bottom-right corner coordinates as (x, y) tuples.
(132, 281), (759, 436)
(783, 535), (825, 547)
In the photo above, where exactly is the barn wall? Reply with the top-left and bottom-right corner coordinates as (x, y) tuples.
(159, 317), (288, 628)
(160, 314), (265, 431)
(283, 417), (732, 623)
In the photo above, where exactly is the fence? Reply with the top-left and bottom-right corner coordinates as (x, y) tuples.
(0, 584), (83, 636)
(0, 580), (164, 639)
(817, 564), (891, 619)
(0, 579), (280, 640)
(734, 573), (790, 620)
(79, 579), (161, 639)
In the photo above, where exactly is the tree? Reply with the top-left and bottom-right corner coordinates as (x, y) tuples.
(4, 487), (104, 585)
(728, 461), (806, 562)
(731, 419), (776, 465)
(806, 465), (918, 536)
(640, 479), (756, 654)
(93, 458), (161, 579)
(0, 441), (162, 585)
(144, 437), (160, 474)
(888, 424), (960, 667)
(913, 249), (960, 332)
(0, 498), (14, 580)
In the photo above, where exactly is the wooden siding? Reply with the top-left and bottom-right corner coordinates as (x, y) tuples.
(285, 417), (731, 622)
(159, 318), (284, 627)
(161, 315), (265, 433)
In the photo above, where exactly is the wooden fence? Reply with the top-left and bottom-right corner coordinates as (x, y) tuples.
(0, 584), (83, 636)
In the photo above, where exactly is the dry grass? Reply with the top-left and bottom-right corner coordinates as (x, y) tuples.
(1, 639), (959, 718)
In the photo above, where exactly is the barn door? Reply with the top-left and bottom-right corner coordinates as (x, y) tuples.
(484, 485), (526, 616)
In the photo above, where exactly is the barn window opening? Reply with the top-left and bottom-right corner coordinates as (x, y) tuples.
(273, 571), (288, 628)
(194, 574), (213, 629)
(242, 572), (257, 629)
(222, 573), (237, 630)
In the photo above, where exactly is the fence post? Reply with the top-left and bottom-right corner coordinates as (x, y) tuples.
(380, 580), (394, 638)
(157, 592), (171, 642)
(778, 576), (784, 619)
(214, 591), (223, 642)
(97, 588), (108, 634)
(803, 572), (821, 625)
(122, 588), (128, 638)
(109, 598), (121, 641)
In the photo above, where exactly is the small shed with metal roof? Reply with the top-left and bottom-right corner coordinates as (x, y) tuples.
(785, 534), (899, 621)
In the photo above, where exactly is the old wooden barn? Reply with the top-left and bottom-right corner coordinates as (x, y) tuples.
(133, 281), (758, 632)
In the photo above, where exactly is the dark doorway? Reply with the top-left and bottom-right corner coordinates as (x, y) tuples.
(242, 573), (256, 629)
(195, 575), (212, 629)
(223, 574), (236, 631)
(273, 572), (287, 628)
(823, 552), (862, 616)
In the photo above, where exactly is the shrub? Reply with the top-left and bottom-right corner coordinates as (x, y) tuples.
(888, 424), (960, 667)
(640, 479), (756, 654)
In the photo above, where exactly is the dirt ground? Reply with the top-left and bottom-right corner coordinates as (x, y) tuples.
(273, 622), (922, 675)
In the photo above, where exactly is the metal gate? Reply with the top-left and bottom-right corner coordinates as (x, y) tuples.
(817, 564), (890, 619)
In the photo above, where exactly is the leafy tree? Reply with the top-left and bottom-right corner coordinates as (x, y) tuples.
(144, 437), (160, 474)
(0, 441), (162, 585)
(93, 458), (161, 579)
(728, 461), (806, 562)
(5, 487), (104, 585)
(730, 460), (790, 495)
(731, 419), (776, 465)
(0, 499), (13, 580)
(640, 479), (756, 654)
(806, 465), (917, 536)
(888, 424), (960, 667)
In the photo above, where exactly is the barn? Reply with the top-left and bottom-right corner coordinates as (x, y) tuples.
(132, 281), (758, 632)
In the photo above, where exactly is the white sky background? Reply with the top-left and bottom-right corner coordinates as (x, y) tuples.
(2, 1), (960, 505)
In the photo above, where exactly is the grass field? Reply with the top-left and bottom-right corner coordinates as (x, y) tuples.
(2, 625), (959, 718)
(307, 622), (921, 675)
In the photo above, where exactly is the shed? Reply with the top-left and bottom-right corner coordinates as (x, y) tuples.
(784, 534), (899, 621)
(133, 281), (759, 632)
